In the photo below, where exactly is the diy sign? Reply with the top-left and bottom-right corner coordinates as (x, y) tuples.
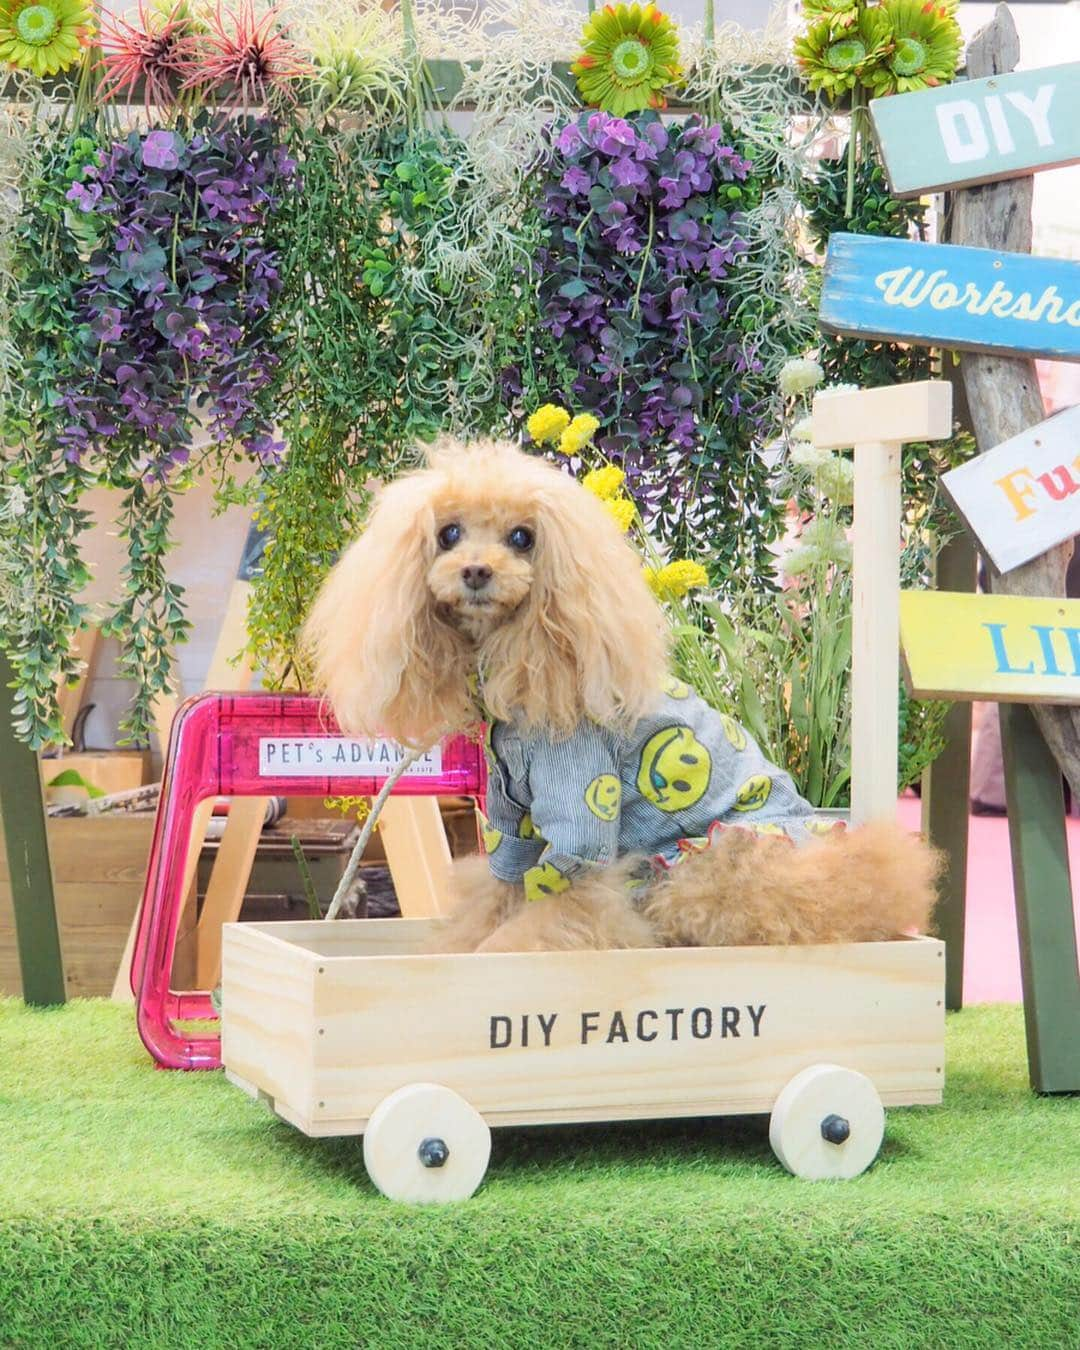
(941, 403), (1080, 574)
(870, 62), (1080, 197)
(820, 234), (1080, 362)
(900, 590), (1080, 702)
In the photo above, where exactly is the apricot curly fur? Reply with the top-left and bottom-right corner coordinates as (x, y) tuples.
(433, 855), (658, 953)
(302, 438), (669, 748)
(641, 821), (942, 948)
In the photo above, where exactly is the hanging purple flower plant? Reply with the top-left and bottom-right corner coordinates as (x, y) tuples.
(536, 109), (756, 496)
(58, 117), (297, 471)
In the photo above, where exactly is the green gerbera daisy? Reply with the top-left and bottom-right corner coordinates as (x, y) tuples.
(794, 9), (890, 99)
(865, 0), (961, 96)
(572, 3), (682, 117)
(802, 0), (861, 32)
(0, 0), (90, 76)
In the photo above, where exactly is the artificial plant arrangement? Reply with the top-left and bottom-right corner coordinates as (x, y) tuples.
(793, 0), (962, 214)
(0, 0), (905, 770)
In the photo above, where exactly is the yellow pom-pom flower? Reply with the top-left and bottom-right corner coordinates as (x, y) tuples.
(605, 497), (637, 532)
(583, 465), (625, 501)
(645, 559), (710, 600)
(558, 413), (600, 456)
(526, 403), (571, 445)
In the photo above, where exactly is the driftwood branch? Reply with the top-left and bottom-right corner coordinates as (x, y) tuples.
(949, 2), (1080, 799)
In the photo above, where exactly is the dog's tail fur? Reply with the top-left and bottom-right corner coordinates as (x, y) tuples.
(641, 821), (942, 949)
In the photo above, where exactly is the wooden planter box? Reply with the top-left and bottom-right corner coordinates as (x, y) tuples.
(0, 815), (154, 998)
(221, 919), (945, 1201)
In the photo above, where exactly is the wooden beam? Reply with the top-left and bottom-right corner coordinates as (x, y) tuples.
(812, 381), (953, 826)
(0, 650), (65, 1005)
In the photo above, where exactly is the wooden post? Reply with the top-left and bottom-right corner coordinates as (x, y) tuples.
(998, 702), (1080, 1094)
(951, 4), (1080, 803)
(919, 530), (976, 1011)
(0, 650), (66, 1005)
(813, 381), (953, 826)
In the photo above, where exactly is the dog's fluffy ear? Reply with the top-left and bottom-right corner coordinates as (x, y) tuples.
(481, 472), (669, 738)
(301, 473), (472, 747)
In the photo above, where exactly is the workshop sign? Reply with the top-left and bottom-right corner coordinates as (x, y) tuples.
(870, 62), (1080, 197)
(941, 404), (1080, 574)
(819, 234), (1080, 362)
(900, 591), (1080, 703)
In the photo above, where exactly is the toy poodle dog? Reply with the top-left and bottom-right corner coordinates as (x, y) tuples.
(304, 438), (940, 954)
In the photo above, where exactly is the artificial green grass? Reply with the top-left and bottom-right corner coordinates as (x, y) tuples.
(0, 999), (1076, 1349)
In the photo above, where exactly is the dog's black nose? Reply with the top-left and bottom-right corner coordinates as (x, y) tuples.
(462, 565), (493, 591)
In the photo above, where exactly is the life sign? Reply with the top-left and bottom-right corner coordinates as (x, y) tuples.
(900, 591), (1080, 703)
(819, 234), (1080, 363)
(941, 404), (1080, 574)
(870, 62), (1080, 197)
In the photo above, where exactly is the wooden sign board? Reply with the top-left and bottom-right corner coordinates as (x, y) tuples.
(870, 63), (1080, 197)
(900, 590), (1080, 702)
(941, 404), (1080, 574)
(819, 234), (1080, 363)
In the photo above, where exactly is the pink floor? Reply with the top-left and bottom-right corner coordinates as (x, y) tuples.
(897, 797), (1080, 1004)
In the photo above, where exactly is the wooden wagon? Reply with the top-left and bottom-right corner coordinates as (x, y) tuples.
(221, 918), (944, 1203)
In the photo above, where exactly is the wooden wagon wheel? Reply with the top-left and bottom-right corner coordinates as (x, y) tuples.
(768, 1064), (885, 1181)
(363, 1082), (492, 1204)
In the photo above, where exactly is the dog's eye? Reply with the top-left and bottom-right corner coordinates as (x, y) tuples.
(507, 526), (534, 552)
(437, 523), (462, 550)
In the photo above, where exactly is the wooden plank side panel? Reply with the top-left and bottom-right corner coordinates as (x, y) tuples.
(305, 939), (944, 1129)
(0, 816), (153, 997)
(219, 923), (318, 1120)
(940, 403), (1080, 574)
(819, 234), (1080, 362)
(869, 63), (1080, 197)
(900, 590), (1080, 702)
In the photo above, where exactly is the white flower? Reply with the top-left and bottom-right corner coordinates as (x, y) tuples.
(780, 544), (819, 578)
(778, 357), (823, 398)
(5, 484), (27, 518)
(791, 416), (814, 442)
(789, 441), (832, 472)
(813, 454), (855, 507)
(814, 382), (859, 399)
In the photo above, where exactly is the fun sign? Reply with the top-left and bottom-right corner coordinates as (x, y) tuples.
(819, 234), (1080, 362)
(870, 62), (1080, 197)
(941, 404), (1080, 574)
(900, 591), (1080, 703)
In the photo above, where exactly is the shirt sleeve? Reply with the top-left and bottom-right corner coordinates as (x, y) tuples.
(517, 724), (624, 902)
(481, 750), (546, 884)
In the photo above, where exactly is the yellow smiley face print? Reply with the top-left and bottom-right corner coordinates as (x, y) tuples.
(733, 774), (772, 812)
(663, 675), (691, 699)
(719, 714), (747, 752)
(750, 822), (785, 837)
(584, 774), (622, 822)
(637, 726), (712, 813)
(805, 818), (844, 837)
(523, 861), (571, 902)
(482, 723), (497, 770)
(481, 819), (503, 853)
(519, 812), (538, 839)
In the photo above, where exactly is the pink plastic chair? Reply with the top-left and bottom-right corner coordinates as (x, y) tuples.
(133, 692), (486, 1070)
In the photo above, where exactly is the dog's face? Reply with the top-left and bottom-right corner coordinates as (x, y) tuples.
(426, 500), (538, 642)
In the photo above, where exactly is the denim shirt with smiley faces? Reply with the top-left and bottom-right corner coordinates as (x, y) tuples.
(480, 679), (819, 902)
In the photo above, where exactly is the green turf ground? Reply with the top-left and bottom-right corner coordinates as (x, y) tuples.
(0, 998), (1076, 1349)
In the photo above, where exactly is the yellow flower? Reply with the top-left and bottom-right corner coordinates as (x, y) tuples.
(583, 465), (625, 500)
(557, 413), (600, 455)
(526, 403), (570, 445)
(0, 0), (91, 76)
(605, 497), (636, 532)
(646, 559), (710, 599)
